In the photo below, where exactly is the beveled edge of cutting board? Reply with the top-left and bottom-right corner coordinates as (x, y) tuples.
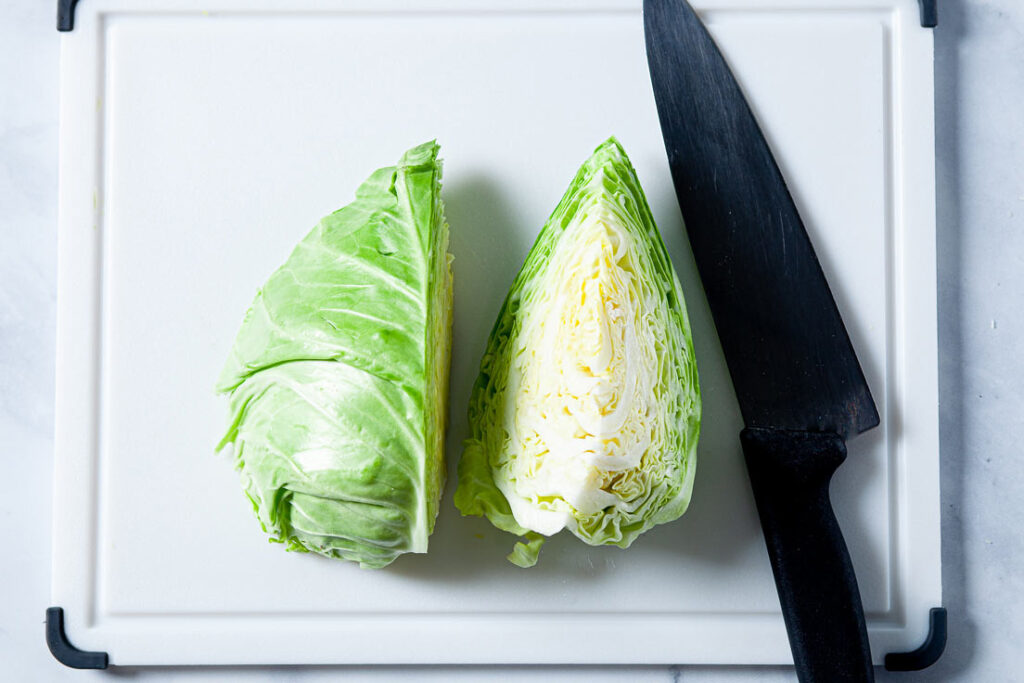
(56, 0), (939, 31)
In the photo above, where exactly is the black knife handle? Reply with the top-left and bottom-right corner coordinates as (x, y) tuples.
(741, 427), (874, 683)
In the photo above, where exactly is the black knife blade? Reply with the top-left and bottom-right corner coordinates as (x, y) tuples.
(644, 1), (878, 439)
(644, 1), (879, 681)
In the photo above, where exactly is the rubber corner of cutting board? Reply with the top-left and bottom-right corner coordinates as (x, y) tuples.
(918, 0), (938, 28)
(57, 0), (80, 32)
(883, 607), (947, 672)
(45, 607), (109, 670)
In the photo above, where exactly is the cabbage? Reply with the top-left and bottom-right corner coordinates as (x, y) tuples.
(455, 137), (700, 567)
(216, 141), (452, 569)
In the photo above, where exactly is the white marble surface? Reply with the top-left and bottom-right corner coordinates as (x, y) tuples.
(2, 0), (1021, 680)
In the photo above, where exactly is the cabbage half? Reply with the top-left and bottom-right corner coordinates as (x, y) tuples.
(216, 141), (452, 569)
(455, 137), (700, 567)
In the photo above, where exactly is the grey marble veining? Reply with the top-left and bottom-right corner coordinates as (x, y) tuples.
(2, 1), (1021, 680)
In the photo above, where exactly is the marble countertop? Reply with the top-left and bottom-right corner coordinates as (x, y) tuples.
(3, 1), (1020, 680)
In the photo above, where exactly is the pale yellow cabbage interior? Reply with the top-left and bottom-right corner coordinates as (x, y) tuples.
(498, 201), (668, 536)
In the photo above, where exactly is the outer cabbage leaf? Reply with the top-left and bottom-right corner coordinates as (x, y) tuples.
(455, 137), (700, 566)
(217, 141), (452, 569)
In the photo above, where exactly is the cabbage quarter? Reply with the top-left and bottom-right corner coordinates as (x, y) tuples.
(216, 142), (453, 569)
(456, 138), (701, 567)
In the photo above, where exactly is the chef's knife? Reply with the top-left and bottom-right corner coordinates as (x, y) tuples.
(644, 1), (879, 680)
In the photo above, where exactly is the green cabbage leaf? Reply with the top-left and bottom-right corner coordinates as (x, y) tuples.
(455, 137), (700, 567)
(217, 141), (452, 569)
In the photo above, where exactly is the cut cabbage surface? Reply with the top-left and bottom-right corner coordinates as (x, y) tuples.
(455, 137), (700, 567)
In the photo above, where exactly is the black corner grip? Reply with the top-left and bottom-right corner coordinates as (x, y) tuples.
(57, 0), (80, 32)
(45, 607), (109, 669)
(919, 0), (938, 27)
(884, 607), (947, 671)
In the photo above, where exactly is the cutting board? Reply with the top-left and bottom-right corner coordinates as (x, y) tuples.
(51, 0), (941, 668)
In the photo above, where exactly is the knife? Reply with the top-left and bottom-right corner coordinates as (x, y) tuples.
(643, 1), (879, 681)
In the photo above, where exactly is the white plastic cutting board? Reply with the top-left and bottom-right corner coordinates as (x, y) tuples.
(53, 0), (940, 666)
